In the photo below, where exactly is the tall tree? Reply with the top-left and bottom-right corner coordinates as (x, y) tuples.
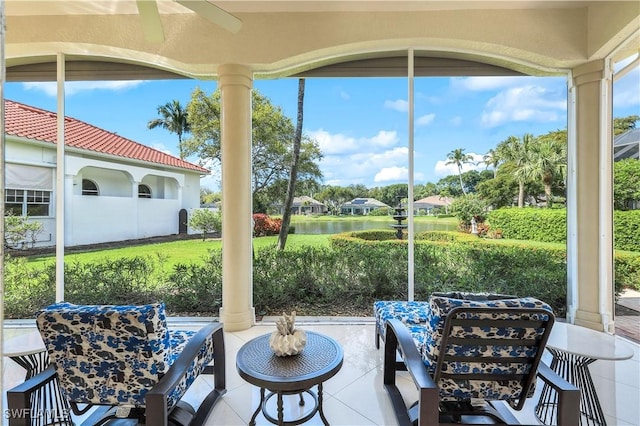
(519, 136), (567, 208)
(278, 79), (305, 250)
(496, 134), (535, 207)
(483, 148), (500, 178)
(614, 115), (640, 135)
(147, 100), (190, 159)
(445, 148), (474, 195)
(184, 87), (322, 204)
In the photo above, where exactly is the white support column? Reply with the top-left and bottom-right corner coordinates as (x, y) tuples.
(56, 53), (66, 302)
(570, 59), (615, 332)
(566, 73), (578, 324)
(218, 64), (255, 331)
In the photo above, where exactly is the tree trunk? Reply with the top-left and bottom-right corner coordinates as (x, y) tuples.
(277, 79), (305, 250)
(518, 181), (525, 207)
(545, 183), (553, 208)
(458, 165), (467, 195)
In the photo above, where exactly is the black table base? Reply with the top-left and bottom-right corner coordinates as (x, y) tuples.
(249, 385), (329, 426)
(535, 348), (607, 426)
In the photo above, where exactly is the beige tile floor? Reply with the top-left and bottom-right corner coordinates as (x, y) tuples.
(3, 318), (639, 426)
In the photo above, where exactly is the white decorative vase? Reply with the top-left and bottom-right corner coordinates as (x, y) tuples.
(269, 329), (307, 357)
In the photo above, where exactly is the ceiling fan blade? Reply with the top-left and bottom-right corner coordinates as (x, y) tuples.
(176, 0), (242, 34)
(136, 0), (165, 43)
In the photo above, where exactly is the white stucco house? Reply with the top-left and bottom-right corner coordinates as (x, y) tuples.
(340, 198), (390, 215)
(4, 99), (209, 248)
(414, 195), (454, 215)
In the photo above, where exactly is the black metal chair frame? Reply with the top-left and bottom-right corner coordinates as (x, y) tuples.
(7, 322), (226, 426)
(383, 307), (581, 426)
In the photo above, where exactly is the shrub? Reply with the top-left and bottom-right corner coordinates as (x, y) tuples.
(4, 230), (638, 319)
(451, 194), (489, 230)
(488, 208), (640, 252)
(164, 253), (223, 314)
(188, 209), (221, 241)
(368, 207), (392, 216)
(4, 213), (44, 249)
(253, 213), (282, 236)
(613, 210), (640, 252)
(487, 208), (566, 243)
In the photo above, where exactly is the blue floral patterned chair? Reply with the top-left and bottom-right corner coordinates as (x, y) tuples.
(380, 293), (580, 425)
(7, 302), (226, 426)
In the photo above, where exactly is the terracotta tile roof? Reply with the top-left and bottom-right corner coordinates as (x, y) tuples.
(4, 99), (209, 174)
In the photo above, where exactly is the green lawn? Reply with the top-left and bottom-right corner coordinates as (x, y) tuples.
(26, 234), (332, 270)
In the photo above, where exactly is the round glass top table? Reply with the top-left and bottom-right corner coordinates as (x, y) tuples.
(535, 322), (634, 426)
(236, 331), (343, 426)
(4, 330), (72, 425)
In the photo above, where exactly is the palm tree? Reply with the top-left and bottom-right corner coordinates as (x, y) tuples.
(148, 100), (190, 159)
(520, 135), (567, 208)
(483, 148), (500, 178)
(496, 134), (535, 207)
(445, 148), (474, 195)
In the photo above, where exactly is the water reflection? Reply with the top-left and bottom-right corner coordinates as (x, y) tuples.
(291, 219), (457, 235)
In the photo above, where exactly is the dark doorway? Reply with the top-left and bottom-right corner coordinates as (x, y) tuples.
(178, 209), (188, 234)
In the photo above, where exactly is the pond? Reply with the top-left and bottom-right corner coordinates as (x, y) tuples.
(291, 219), (458, 235)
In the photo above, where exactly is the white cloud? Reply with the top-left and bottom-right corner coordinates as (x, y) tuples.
(307, 129), (358, 155)
(369, 130), (399, 147)
(307, 128), (399, 155)
(449, 116), (463, 126)
(480, 85), (565, 127)
(339, 90), (350, 100)
(416, 113), (435, 126)
(451, 76), (538, 91)
(384, 99), (408, 112)
(375, 166), (407, 182)
(433, 153), (484, 177)
(319, 146), (409, 187)
(22, 80), (145, 96)
(150, 142), (175, 156)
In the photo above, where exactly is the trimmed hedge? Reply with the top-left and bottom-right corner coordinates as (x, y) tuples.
(4, 229), (639, 319)
(488, 208), (640, 252)
(487, 208), (566, 243)
(614, 210), (640, 252)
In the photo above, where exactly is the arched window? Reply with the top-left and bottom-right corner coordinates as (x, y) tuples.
(138, 184), (152, 199)
(82, 179), (99, 196)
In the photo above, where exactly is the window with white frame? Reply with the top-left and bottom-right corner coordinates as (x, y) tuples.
(5, 189), (52, 217)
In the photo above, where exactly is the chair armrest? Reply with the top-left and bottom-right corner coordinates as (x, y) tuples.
(146, 322), (225, 426)
(537, 362), (581, 426)
(383, 319), (439, 426)
(7, 365), (57, 426)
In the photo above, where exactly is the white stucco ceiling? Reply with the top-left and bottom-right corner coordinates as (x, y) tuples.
(4, 1), (640, 81)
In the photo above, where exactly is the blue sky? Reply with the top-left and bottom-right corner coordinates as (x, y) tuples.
(5, 56), (639, 191)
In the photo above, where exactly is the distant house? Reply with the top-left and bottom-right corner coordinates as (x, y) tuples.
(340, 198), (390, 215)
(614, 128), (639, 161)
(4, 100), (209, 248)
(275, 195), (327, 215)
(414, 195), (454, 214)
(288, 196), (327, 215)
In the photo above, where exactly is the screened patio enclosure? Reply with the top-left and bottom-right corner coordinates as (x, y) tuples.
(2, 1), (639, 333)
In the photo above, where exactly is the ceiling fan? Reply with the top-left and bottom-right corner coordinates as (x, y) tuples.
(136, 0), (242, 43)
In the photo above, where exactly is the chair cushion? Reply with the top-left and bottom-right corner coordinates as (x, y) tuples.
(36, 302), (207, 410)
(373, 300), (430, 341)
(165, 329), (216, 409)
(424, 293), (553, 401)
